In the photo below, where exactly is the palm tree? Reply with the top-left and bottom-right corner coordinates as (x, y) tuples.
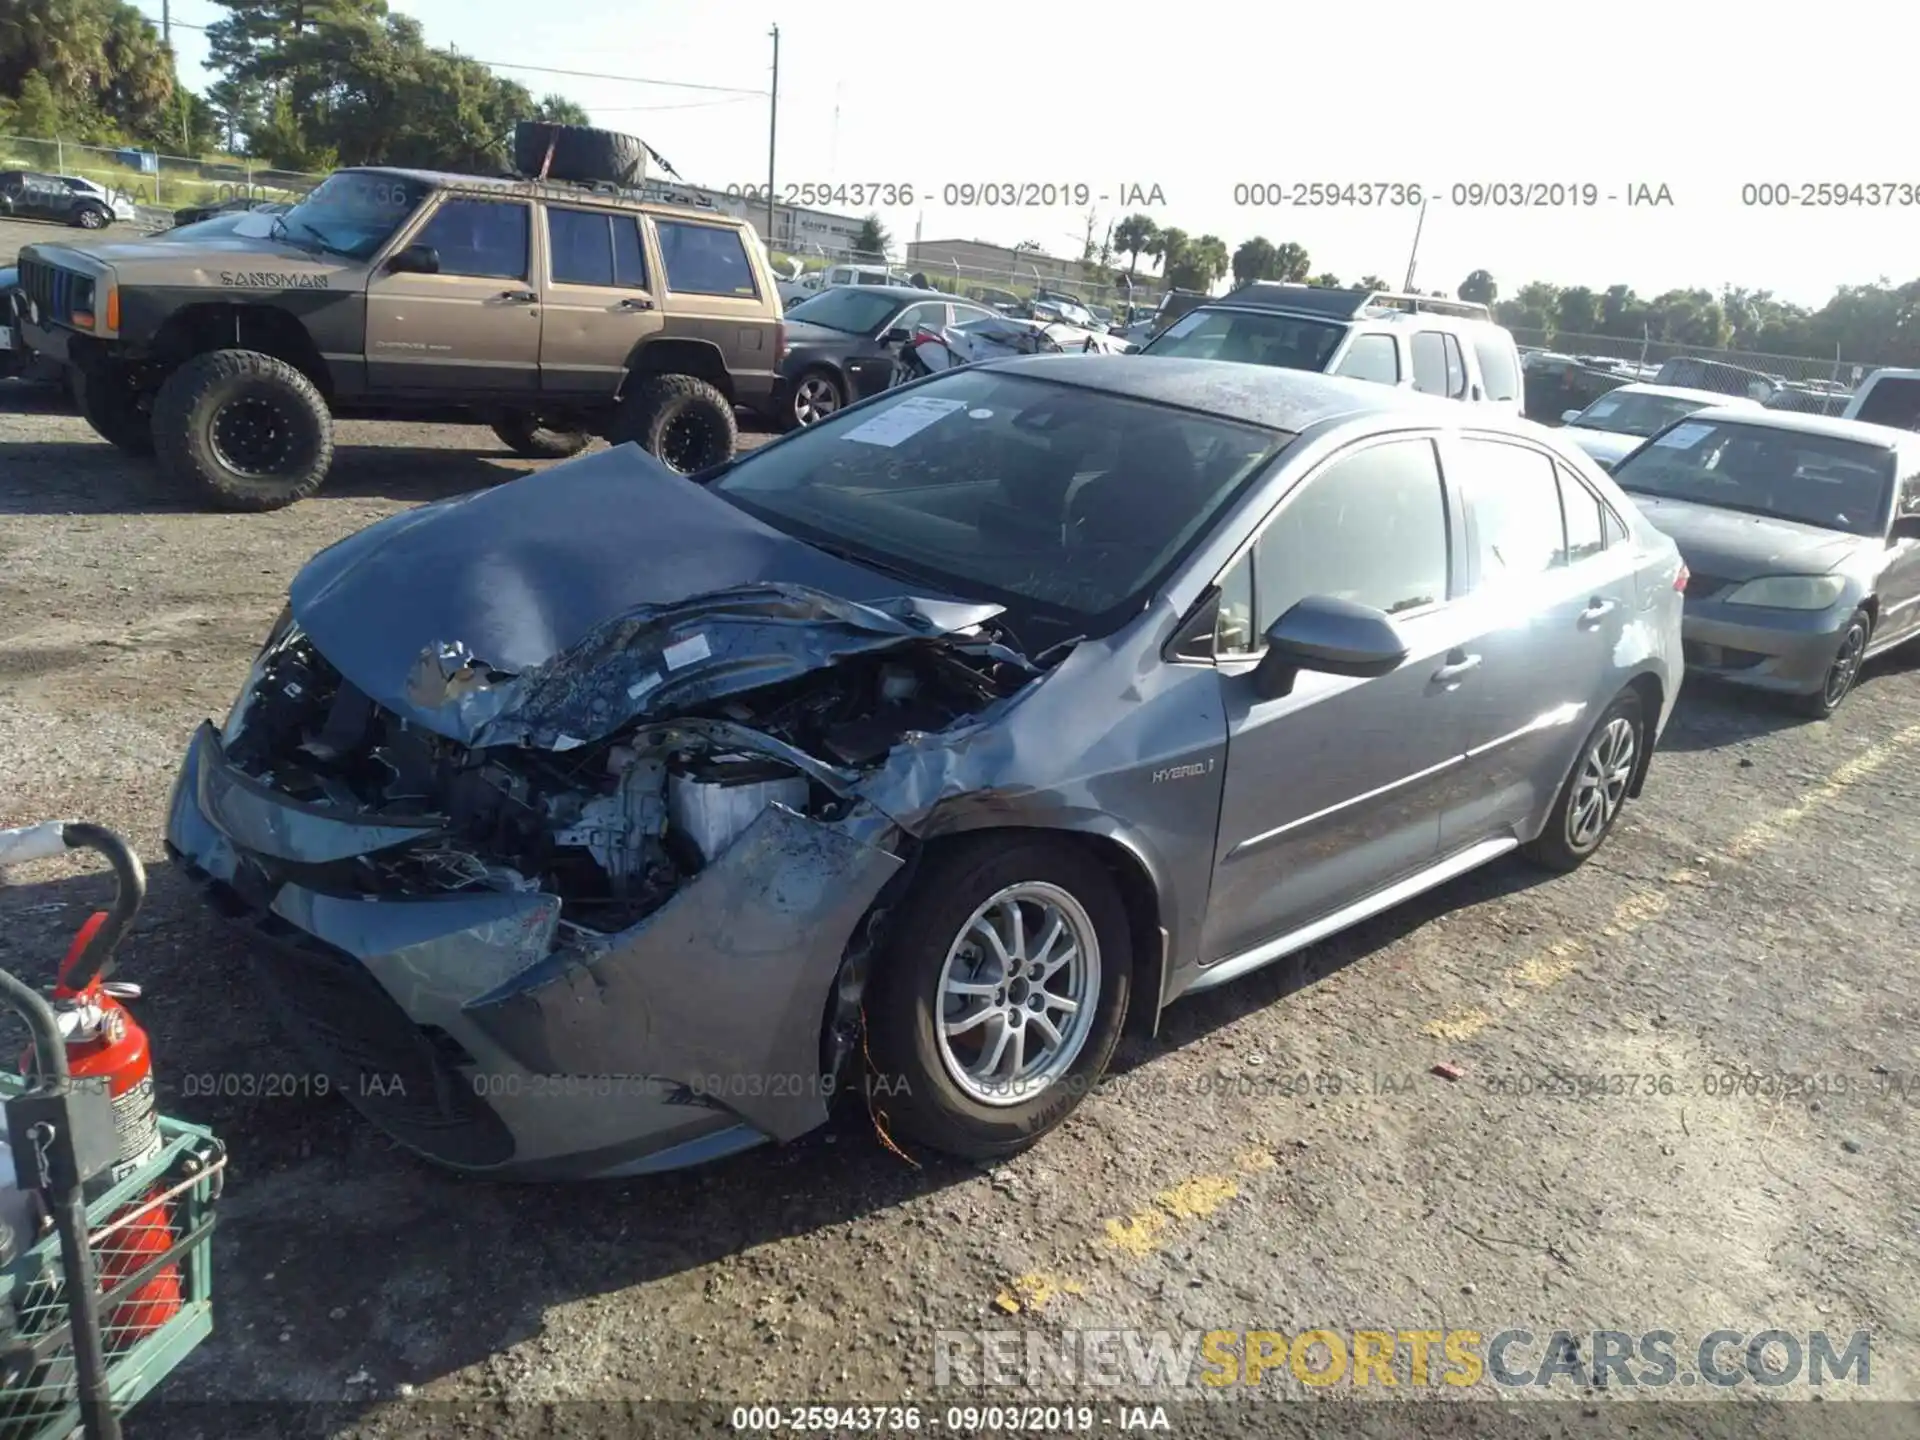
(1114, 213), (1158, 278)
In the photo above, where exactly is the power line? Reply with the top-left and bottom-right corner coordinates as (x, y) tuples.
(139, 12), (768, 94)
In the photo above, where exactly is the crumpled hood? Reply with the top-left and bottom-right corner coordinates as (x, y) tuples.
(288, 445), (1006, 748)
(1628, 494), (1867, 581)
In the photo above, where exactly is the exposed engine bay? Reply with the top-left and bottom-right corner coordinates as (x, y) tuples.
(221, 628), (1031, 934)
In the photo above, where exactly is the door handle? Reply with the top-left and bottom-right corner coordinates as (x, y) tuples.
(501, 289), (537, 303)
(1431, 651), (1481, 684)
(1578, 597), (1619, 626)
(618, 297), (654, 311)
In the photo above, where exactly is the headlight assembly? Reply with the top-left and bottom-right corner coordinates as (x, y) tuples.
(1721, 574), (1847, 610)
(221, 602), (297, 745)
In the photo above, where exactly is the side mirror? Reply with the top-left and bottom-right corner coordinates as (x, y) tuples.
(1561, 408), (1583, 424)
(387, 243), (440, 275)
(880, 327), (912, 345)
(1250, 595), (1409, 700)
(1891, 513), (1920, 542)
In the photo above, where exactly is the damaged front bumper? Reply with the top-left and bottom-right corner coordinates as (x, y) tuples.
(165, 720), (904, 1179)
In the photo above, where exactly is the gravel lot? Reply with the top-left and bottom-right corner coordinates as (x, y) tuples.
(2, 216), (1918, 1437)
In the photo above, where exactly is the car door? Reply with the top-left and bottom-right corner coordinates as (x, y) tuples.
(1877, 460), (1920, 643)
(365, 193), (541, 394)
(538, 205), (663, 398)
(1411, 330), (1469, 403)
(1434, 434), (1636, 849)
(1201, 433), (1485, 965)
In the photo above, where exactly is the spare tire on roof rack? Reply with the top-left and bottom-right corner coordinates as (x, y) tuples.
(513, 121), (649, 188)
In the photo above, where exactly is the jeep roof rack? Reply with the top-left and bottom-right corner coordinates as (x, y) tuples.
(1216, 282), (1492, 322)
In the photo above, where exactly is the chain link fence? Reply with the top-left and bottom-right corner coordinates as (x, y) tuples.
(771, 237), (1165, 317)
(1509, 327), (1881, 395)
(1, 134), (324, 227)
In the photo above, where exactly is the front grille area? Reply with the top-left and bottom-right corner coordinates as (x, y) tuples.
(171, 851), (517, 1171)
(1683, 640), (1767, 670)
(16, 257), (91, 327)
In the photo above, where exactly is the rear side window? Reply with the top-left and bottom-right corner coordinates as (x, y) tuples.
(548, 208), (615, 287)
(1457, 438), (1567, 583)
(414, 198), (529, 279)
(1411, 332), (1449, 395)
(1556, 463), (1608, 562)
(655, 221), (759, 296)
(1334, 333), (1400, 385)
(1472, 331), (1520, 402)
(1855, 377), (1920, 431)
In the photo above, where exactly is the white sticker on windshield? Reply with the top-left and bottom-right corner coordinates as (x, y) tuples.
(1653, 422), (1716, 450)
(842, 396), (969, 447)
(1586, 400), (1620, 417)
(968, 408), (993, 419)
(663, 634), (712, 670)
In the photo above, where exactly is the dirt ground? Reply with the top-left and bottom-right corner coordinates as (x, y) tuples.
(2, 216), (1917, 1438)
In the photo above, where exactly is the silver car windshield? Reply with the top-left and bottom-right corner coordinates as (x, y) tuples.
(1574, 392), (1717, 437)
(1613, 421), (1895, 536)
(712, 370), (1288, 635)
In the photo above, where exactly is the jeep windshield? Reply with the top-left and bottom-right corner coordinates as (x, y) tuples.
(709, 368), (1287, 645)
(275, 171), (431, 260)
(1143, 307), (1347, 372)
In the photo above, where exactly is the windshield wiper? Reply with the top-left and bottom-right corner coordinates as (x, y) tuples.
(800, 536), (935, 587)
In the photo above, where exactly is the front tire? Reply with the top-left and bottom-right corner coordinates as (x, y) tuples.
(608, 373), (737, 474)
(864, 836), (1131, 1160)
(1523, 689), (1644, 873)
(72, 204), (109, 230)
(491, 414), (591, 460)
(151, 350), (334, 512)
(73, 366), (155, 455)
(1790, 608), (1871, 719)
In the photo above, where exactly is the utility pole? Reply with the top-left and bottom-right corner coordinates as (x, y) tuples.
(162, 0), (170, 45)
(1401, 196), (1428, 293)
(765, 25), (780, 249)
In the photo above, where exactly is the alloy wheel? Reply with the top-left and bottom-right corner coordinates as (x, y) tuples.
(659, 409), (727, 472)
(934, 882), (1101, 1106)
(1567, 715), (1636, 850)
(1822, 621), (1868, 708)
(793, 374), (840, 426)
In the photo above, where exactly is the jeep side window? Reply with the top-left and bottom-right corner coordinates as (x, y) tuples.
(413, 198), (529, 280)
(655, 220), (759, 298)
(1410, 332), (1449, 396)
(1334, 333), (1399, 386)
(613, 218), (648, 289)
(548, 207), (616, 287)
(1442, 333), (1468, 398)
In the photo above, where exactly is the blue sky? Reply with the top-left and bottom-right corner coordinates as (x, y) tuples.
(150, 0), (1914, 308)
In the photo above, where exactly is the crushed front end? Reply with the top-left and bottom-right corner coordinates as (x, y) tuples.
(166, 601), (1034, 1178)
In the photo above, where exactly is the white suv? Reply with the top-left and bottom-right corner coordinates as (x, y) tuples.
(1139, 283), (1523, 415)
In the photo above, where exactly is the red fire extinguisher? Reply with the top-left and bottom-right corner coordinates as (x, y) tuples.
(17, 838), (182, 1344)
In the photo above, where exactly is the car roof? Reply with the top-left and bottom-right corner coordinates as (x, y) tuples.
(1611, 382), (1759, 406)
(341, 165), (743, 224)
(979, 353), (1485, 432)
(822, 284), (953, 301)
(1685, 405), (1908, 446)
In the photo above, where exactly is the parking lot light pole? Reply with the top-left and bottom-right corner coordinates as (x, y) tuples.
(766, 25), (780, 247)
(1401, 196), (1428, 293)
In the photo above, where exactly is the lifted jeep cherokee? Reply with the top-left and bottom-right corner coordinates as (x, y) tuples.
(15, 156), (785, 510)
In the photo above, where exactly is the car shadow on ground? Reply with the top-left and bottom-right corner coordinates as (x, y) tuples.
(1653, 680), (1814, 752)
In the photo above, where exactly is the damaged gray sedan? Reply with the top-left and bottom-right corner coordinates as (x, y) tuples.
(166, 355), (1683, 1179)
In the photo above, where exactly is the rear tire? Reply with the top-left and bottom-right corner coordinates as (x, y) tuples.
(1790, 608), (1871, 719)
(608, 373), (737, 474)
(863, 836), (1131, 1160)
(491, 415), (591, 460)
(73, 366), (155, 455)
(1522, 689), (1644, 873)
(151, 349), (334, 512)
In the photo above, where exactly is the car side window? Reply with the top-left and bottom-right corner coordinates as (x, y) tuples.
(1458, 438), (1567, 584)
(1223, 439), (1451, 652)
(895, 302), (946, 334)
(655, 220), (759, 297)
(414, 198), (530, 280)
(1334, 333), (1399, 385)
(613, 217), (649, 289)
(1442, 334), (1468, 398)
(547, 207), (616, 287)
(1410, 332), (1449, 395)
(1602, 507), (1630, 546)
(950, 303), (995, 326)
(1556, 463), (1608, 562)
(1472, 332), (1520, 402)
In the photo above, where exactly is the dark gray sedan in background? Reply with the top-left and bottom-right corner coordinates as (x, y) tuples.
(165, 357), (1683, 1179)
(772, 284), (999, 428)
(1611, 407), (1920, 715)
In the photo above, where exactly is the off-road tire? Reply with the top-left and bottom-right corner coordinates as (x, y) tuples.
(1790, 608), (1871, 719)
(491, 415), (592, 460)
(864, 836), (1132, 1161)
(609, 373), (737, 474)
(1523, 688), (1645, 873)
(151, 349), (334, 512)
(73, 366), (155, 455)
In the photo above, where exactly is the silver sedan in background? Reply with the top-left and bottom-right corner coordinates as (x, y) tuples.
(1558, 383), (1760, 470)
(1612, 407), (1920, 715)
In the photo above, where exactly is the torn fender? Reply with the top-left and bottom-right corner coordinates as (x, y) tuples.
(461, 802), (904, 1143)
